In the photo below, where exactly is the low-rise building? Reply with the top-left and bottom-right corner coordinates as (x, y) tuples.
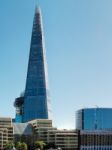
(0, 117), (13, 149)
(29, 119), (79, 150)
(54, 129), (79, 150)
(80, 130), (112, 150)
(0, 128), (8, 149)
(29, 119), (56, 143)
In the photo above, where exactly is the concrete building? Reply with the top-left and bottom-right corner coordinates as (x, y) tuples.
(80, 130), (112, 150)
(48, 129), (79, 150)
(0, 117), (78, 150)
(29, 119), (79, 150)
(0, 128), (8, 150)
(76, 108), (112, 130)
(29, 119), (56, 143)
(0, 117), (13, 150)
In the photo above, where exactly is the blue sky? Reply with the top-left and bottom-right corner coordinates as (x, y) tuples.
(0, 0), (112, 128)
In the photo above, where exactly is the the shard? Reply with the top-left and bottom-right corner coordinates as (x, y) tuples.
(14, 7), (51, 122)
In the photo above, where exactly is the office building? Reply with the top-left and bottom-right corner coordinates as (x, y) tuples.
(29, 119), (55, 143)
(48, 129), (79, 150)
(76, 108), (112, 130)
(0, 118), (13, 150)
(0, 128), (8, 150)
(29, 119), (79, 150)
(14, 7), (52, 122)
(12, 119), (79, 150)
(80, 130), (112, 150)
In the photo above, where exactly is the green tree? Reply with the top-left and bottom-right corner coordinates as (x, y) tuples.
(15, 142), (27, 150)
(34, 141), (46, 150)
(15, 142), (21, 150)
(5, 141), (14, 150)
(20, 142), (27, 150)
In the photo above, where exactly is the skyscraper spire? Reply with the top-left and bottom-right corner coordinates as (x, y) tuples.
(23, 7), (51, 122)
(14, 7), (52, 123)
(35, 5), (40, 13)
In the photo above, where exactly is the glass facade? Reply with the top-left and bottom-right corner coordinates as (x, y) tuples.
(14, 7), (52, 123)
(23, 7), (51, 122)
(76, 108), (112, 130)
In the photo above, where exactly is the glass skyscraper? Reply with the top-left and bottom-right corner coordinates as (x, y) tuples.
(76, 108), (112, 130)
(14, 7), (51, 122)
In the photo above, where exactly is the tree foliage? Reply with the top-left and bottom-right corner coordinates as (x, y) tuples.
(15, 142), (21, 150)
(5, 141), (14, 150)
(34, 140), (46, 150)
(15, 142), (27, 150)
(20, 142), (27, 150)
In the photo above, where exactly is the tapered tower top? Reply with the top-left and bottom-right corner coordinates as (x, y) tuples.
(23, 6), (52, 122)
(14, 6), (52, 123)
(35, 6), (41, 13)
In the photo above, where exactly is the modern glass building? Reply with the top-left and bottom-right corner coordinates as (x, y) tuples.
(76, 108), (112, 130)
(14, 7), (52, 122)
